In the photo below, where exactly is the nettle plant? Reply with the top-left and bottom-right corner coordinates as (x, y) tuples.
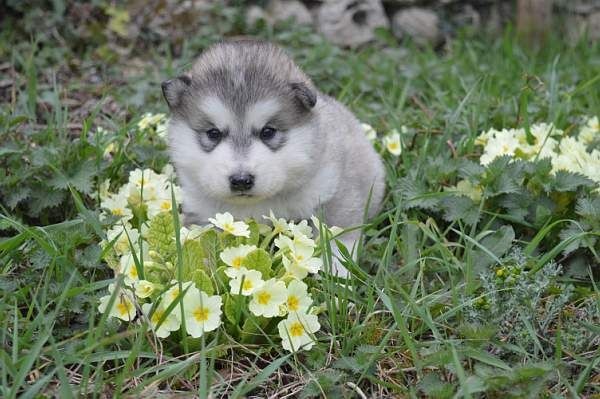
(98, 165), (339, 353)
(397, 116), (600, 267)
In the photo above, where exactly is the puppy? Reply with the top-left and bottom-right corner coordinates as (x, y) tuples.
(162, 39), (385, 277)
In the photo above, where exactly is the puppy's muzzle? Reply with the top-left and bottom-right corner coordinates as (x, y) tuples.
(229, 173), (255, 192)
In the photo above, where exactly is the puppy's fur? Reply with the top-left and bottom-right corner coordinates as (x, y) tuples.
(163, 39), (385, 276)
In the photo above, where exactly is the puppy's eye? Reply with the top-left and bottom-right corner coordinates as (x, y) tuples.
(259, 126), (276, 141)
(206, 128), (222, 141)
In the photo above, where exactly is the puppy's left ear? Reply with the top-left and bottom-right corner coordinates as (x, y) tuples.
(290, 82), (317, 109)
(162, 75), (192, 109)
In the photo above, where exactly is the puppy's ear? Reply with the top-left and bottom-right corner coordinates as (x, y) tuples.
(290, 82), (317, 109)
(161, 75), (192, 109)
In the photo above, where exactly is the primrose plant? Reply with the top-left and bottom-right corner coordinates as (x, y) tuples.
(98, 163), (337, 353)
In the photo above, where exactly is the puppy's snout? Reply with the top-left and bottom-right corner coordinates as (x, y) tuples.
(229, 173), (255, 192)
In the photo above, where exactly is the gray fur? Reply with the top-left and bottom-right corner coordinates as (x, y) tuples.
(164, 39), (386, 277)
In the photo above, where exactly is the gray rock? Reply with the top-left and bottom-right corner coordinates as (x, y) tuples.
(317, 0), (389, 48)
(267, 0), (313, 25)
(566, 10), (600, 42)
(391, 7), (441, 46)
(590, 11), (600, 40)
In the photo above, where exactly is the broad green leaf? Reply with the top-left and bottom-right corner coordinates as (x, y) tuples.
(181, 239), (207, 275)
(191, 268), (214, 295)
(146, 212), (176, 263)
(241, 249), (272, 279)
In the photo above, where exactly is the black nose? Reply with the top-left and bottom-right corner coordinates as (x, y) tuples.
(229, 173), (254, 192)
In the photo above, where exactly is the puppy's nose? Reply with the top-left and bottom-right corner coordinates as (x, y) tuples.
(229, 173), (254, 192)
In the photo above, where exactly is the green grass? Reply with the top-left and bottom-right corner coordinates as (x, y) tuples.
(1, 4), (600, 398)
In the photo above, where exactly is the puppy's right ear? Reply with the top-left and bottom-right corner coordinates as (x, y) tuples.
(161, 75), (191, 109)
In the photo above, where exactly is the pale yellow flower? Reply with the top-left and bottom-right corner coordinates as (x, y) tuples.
(361, 123), (377, 141)
(383, 130), (402, 156)
(284, 279), (313, 314)
(134, 280), (156, 298)
(263, 210), (290, 234)
(278, 312), (320, 352)
(182, 286), (222, 338)
(98, 283), (137, 321)
(248, 278), (287, 318)
(228, 267), (264, 296)
(221, 245), (257, 278)
(208, 212), (250, 237)
(142, 301), (180, 338)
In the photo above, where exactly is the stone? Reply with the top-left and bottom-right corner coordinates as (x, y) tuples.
(267, 0), (313, 25)
(391, 7), (441, 46)
(566, 11), (600, 42)
(317, 0), (390, 48)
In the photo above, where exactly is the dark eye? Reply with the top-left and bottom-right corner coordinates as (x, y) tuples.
(260, 126), (276, 141)
(206, 128), (222, 141)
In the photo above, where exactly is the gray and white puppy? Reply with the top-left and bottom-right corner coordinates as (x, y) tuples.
(162, 39), (385, 277)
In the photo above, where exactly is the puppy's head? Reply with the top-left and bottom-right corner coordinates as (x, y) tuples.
(163, 40), (321, 205)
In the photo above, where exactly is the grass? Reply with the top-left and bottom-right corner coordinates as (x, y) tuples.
(1, 3), (600, 397)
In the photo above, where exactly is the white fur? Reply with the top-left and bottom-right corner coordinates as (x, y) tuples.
(199, 96), (235, 129)
(245, 99), (280, 129)
(169, 95), (385, 279)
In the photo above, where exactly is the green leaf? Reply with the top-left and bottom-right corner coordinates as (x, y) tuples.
(28, 188), (65, 215)
(240, 316), (268, 344)
(5, 186), (31, 209)
(181, 239), (207, 275)
(223, 294), (237, 325)
(472, 225), (515, 272)
(418, 373), (454, 399)
(241, 249), (272, 279)
(146, 212), (176, 263)
(441, 195), (481, 225)
(190, 269), (214, 295)
(397, 172), (441, 210)
(546, 170), (595, 192)
(575, 197), (600, 219)
(48, 161), (97, 195)
(246, 219), (261, 246)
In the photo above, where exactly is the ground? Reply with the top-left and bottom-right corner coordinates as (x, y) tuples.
(1, 3), (599, 398)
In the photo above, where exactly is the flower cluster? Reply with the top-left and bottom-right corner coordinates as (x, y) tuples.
(361, 122), (404, 156)
(475, 117), (600, 184)
(99, 168), (330, 352)
(138, 112), (169, 138)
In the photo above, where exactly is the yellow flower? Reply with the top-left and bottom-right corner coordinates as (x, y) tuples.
(480, 129), (520, 165)
(249, 278), (287, 317)
(105, 223), (140, 255)
(100, 192), (133, 221)
(452, 180), (483, 203)
(134, 280), (156, 298)
(383, 130), (402, 156)
(278, 312), (320, 352)
(284, 279), (313, 314)
(138, 113), (166, 131)
(361, 123), (377, 141)
(221, 245), (257, 278)
(182, 286), (222, 338)
(580, 116), (599, 145)
(98, 283), (137, 321)
(228, 267), (264, 296)
(262, 210), (290, 234)
(208, 212), (250, 237)
(142, 302), (180, 338)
